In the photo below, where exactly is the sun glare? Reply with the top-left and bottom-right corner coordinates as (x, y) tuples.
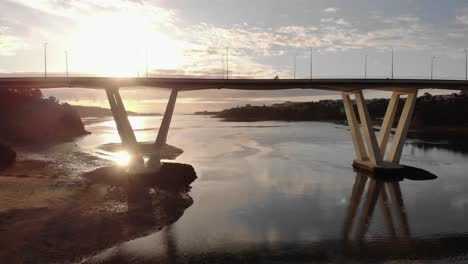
(69, 13), (185, 76)
(113, 151), (130, 166)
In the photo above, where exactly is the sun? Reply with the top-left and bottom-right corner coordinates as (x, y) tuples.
(113, 151), (130, 166)
(68, 13), (186, 77)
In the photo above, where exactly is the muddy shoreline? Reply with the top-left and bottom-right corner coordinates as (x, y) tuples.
(0, 142), (195, 263)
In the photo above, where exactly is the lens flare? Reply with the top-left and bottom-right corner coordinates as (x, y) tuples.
(113, 151), (130, 166)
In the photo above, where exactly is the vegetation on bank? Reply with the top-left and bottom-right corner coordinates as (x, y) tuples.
(0, 89), (89, 144)
(215, 92), (468, 130)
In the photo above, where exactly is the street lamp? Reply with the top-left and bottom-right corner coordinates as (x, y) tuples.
(293, 52), (297, 79)
(65, 50), (69, 79)
(146, 50), (149, 78)
(310, 47), (313, 79)
(226, 46), (229, 79)
(391, 48), (394, 79)
(44, 43), (48, 78)
(364, 54), (368, 79)
(221, 54), (225, 79)
(464, 49), (467, 81)
(431, 56), (436, 80)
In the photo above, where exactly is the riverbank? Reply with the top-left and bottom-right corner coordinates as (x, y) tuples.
(0, 174), (193, 263)
(0, 141), (193, 263)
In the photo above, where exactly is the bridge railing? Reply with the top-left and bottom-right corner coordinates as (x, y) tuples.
(0, 73), (467, 81)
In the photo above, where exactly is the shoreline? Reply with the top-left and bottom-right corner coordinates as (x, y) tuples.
(0, 173), (192, 263)
(0, 139), (191, 263)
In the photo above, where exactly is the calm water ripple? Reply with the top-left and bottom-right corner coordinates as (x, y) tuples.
(77, 115), (468, 263)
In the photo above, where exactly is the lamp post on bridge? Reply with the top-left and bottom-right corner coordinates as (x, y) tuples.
(293, 52), (297, 79)
(65, 50), (69, 79)
(364, 54), (368, 79)
(146, 49), (149, 78)
(221, 54), (224, 79)
(310, 47), (313, 80)
(465, 49), (467, 81)
(431, 56), (436, 80)
(226, 46), (229, 80)
(44, 43), (48, 78)
(391, 48), (394, 79)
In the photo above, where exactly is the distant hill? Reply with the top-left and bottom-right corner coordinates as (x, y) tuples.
(71, 105), (160, 118)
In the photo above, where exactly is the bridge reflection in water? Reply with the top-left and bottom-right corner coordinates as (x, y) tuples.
(341, 171), (412, 257)
(85, 168), (468, 263)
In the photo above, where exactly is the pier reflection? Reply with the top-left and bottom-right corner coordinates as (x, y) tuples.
(86, 167), (468, 263)
(337, 168), (468, 263)
(342, 171), (412, 256)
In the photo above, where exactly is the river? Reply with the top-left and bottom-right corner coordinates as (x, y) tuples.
(70, 114), (468, 263)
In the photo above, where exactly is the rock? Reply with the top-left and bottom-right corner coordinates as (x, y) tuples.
(150, 162), (197, 191)
(82, 162), (197, 192)
(0, 143), (16, 170)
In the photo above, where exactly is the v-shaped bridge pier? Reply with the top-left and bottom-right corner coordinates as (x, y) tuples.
(105, 86), (179, 174)
(342, 89), (418, 172)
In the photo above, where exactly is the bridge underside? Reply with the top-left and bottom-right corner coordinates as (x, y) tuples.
(0, 77), (467, 91)
(2, 77), (463, 175)
(103, 86), (419, 175)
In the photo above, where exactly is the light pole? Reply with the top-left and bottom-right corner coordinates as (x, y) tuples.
(465, 49), (467, 81)
(293, 52), (297, 79)
(431, 56), (436, 80)
(391, 48), (394, 79)
(221, 54), (224, 79)
(310, 48), (313, 79)
(364, 54), (368, 79)
(44, 43), (48, 78)
(226, 46), (229, 79)
(65, 50), (69, 79)
(146, 50), (149, 78)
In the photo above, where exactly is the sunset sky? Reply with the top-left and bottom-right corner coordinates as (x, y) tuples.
(0, 0), (467, 112)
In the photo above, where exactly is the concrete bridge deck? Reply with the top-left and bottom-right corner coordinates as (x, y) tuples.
(0, 77), (467, 91)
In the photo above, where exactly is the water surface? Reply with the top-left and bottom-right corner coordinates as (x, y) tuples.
(76, 115), (468, 263)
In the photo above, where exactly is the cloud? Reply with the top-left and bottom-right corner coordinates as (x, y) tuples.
(0, 0), (461, 78)
(322, 7), (338, 13)
(335, 18), (350, 26)
(0, 18), (28, 56)
(0, 35), (26, 56)
(456, 8), (468, 24)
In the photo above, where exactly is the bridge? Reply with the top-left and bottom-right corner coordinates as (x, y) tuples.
(1, 77), (467, 174)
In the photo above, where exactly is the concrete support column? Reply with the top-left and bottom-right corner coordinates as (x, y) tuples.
(105, 87), (144, 171)
(148, 88), (179, 169)
(378, 92), (400, 156)
(342, 93), (368, 161)
(355, 91), (383, 165)
(386, 91), (417, 163)
(341, 89), (418, 171)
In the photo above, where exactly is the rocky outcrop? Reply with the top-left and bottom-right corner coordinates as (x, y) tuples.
(82, 162), (197, 192)
(0, 143), (16, 170)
